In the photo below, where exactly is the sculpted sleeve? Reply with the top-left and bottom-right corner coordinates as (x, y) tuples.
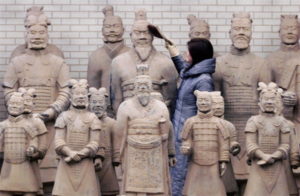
(181, 118), (194, 146)
(161, 58), (178, 108)
(277, 120), (291, 159)
(115, 102), (129, 160)
(245, 117), (259, 159)
(218, 122), (230, 162)
(87, 114), (101, 157)
(51, 61), (70, 114)
(3, 61), (19, 102)
(168, 122), (176, 157)
(111, 119), (121, 163)
(54, 113), (67, 154)
(110, 59), (123, 113)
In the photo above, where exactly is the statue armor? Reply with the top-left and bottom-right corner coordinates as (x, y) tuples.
(3, 53), (69, 114)
(53, 108), (101, 196)
(214, 48), (271, 179)
(125, 118), (164, 193)
(244, 115), (290, 196)
(0, 116), (40, 193)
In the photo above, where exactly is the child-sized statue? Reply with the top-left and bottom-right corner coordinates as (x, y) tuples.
(0, 92), (41, 196)
(244, 82), (290, 196)
(19, 88), (48, 196)
(89, 87), (120, 196)
(180, 90), (230, 196)
(52, 79), (102, 196)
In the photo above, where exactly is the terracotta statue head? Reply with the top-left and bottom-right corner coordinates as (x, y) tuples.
(230, 12), (252, 50)
(7, 92), (25, 117)
(211, 91), (224, 117)
(89, 87), (108, 118)
(130, 9), (154, 61)
(134, 74), (152, 107)
(24, 6), (51, 50)
(279, 15), (300, 45)
(258, 82), (278, 113)
(69, 79), (89, 109)
(102, 5), (124, 43)
(194, 90), (212, 113)
(18, 88), (36, 114)
(187, 15), (210, 39)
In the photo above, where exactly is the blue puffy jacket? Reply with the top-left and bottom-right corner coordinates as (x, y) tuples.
(170, 55), (215, 196)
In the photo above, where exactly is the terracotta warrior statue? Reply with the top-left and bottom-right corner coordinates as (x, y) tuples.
(19, 88), (48, 196)
(115, 73), (176, 196)
(0, 92), (43, 196)
(3, 6), (70, 195)
(111, 9), (178, 113)
(88, 5), (130, 91)
(211, 91), (239, 196)
(180, 90), (229, 196)
(244, 82), (290, 196)
(213, 12), (271, 193)
(10, 6), (64, 60)
(53, 79), (102, 196)
(89, 87), (120, 196)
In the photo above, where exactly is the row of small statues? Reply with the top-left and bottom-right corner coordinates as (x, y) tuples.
(2, 4), (300, 196)
(0, 78), (292, 196)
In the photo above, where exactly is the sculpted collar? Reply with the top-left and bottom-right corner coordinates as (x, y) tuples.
(197, 111), (214, 118)
(8, 114), (24, 122)
(70, 106), (87, 113)
(25, 48), (48, 56)
(230, 45), (250, 56)
(103, 40), (125, 59)
(280, 42), (300, 52)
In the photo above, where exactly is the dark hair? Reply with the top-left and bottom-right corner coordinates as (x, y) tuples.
(187, 38), (214, 65)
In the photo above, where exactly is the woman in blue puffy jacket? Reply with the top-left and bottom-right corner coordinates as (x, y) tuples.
(165, 38), (215, 196)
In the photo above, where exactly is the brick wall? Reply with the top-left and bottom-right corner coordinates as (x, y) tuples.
(0, 0), (300, 120)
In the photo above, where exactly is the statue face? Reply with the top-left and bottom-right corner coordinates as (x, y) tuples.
(196, 95), (212, 113)
(26, 24), (48, 49)
(212, 98), (224, 117)
(71, 88), (88, 108)
(230, 19), (252, 50)
(23, 94), (34, 114)
(190, 26), (210, 39)
(90, 96), (106, 118)
(135, 79), (151, 107)
(102, 17), (124, 43)
(8, 96), (24, 116)
(280, 20), (299, 45)
(260, 92), (276, 113)
(131, 22), (153, 47)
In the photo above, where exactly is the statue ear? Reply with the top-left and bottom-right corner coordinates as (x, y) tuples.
(257, 82), (267, 91)
(68, 79), (77, 89)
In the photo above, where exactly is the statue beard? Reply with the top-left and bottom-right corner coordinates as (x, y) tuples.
(233, 36), (250, 50)
(137, 93), (150, 107)
(134, 45), (153, 61)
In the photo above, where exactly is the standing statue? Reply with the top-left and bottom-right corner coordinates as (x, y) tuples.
(10, 6), (64, 60)
(0, 92), (41, 196)
(180, 90), (229, 196)
(111, 9), (178, 113)
(244, 82), (290, 196)
(89, 87), (120, 196)
(213, 12), (271, 193)
(88, 5), (130, 91)
(19, 88), (48, 196)
(53, 79), (102, 196)
(115, 73), (176, 196)
(211, 91), (239, 196)
(186, 15), (219, 57)
(3, 6), (70, 195)
(265, 15), (300, 195)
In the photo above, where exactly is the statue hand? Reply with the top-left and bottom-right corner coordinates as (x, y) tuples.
(65, 151), (81, 163)
(219, 162), (227, 177)
(39, 108), (56, 122)
(26, 146), (37, 157)
(94, 158), (102, 171)
(282, 91), (297, 106)
(230, 143), (241, 156)
(169, 157), (176, 167)
(180, 145), (191, 155)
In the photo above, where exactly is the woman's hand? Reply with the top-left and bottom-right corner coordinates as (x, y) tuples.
(165, 41), (179, 57)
